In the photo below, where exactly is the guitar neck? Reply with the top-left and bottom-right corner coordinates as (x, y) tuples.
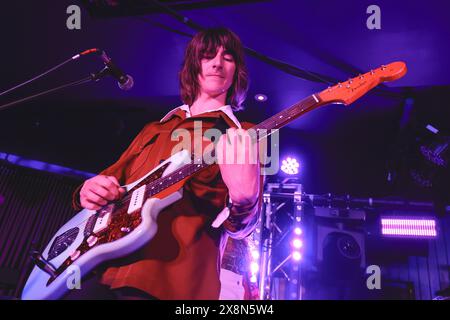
(252, 94), (323, 137)
(135, 61), (408, 205)
(141, 94), (324, 199)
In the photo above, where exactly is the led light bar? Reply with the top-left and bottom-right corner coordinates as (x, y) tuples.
(381, 217), (437, 238)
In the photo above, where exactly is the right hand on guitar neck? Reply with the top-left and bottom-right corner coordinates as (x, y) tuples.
(79, 175), (126, 210)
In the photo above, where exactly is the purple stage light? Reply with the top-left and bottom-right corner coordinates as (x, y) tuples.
(254, 93), (267, 102)
(250, 262), (259, 273)
(381, 217), (437, 238)
(251, 250), (260, 260)
(294, 227), (302, 235)
(281, 157), (299, 175)
(292, 238), (303, 249)
(0, 152), (95, 179)
(292, 251), (302, 261)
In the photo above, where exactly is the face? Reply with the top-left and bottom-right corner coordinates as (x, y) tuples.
(197, 46), (236, 100)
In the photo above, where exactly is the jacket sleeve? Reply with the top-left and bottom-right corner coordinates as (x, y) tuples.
(221, 174), (264, 239)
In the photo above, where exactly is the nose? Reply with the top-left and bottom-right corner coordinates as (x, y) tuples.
(211, 53), (224, 70)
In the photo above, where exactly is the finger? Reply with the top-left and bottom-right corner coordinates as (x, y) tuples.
(216, 135), (225, 165)
(84, 189), (108, 206)
(105, 175), (121, 187)
(226, 128), (236, 145)
(235, 129), (246, 144)
(91, 183), (117, 201)
(247, 138), (258, 165)
(95, 176), (121, 198)
(80, 198), (101, 211)
(80, 190), (103, 210)
(96, 175), (119, 190)
(107, 176), (126, 195)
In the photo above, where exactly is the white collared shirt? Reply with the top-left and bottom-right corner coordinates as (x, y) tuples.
(160, 104), (242, 129)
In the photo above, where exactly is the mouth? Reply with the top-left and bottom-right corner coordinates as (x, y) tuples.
(207, 74), (224, 78)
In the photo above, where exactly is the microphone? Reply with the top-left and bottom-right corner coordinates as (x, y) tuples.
(99, 50), (134, 90)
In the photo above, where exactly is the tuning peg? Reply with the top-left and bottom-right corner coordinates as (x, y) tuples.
(381, 65), (386, 70)
(370, 69), (375, 75)
(337, 82), (342, 88)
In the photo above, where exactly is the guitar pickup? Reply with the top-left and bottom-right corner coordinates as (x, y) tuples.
(127, 185), (146, 214)
(93, 212), (112, 234)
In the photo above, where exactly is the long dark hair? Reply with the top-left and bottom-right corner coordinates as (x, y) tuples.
(179, 27), (249, 111)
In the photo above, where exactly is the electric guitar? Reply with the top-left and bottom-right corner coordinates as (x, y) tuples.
(21, 62), (407, 299)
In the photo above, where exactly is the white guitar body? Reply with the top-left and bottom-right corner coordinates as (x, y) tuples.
(22, 150), (191, 300)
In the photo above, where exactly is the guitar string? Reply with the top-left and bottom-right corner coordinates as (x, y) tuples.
(56, 161), (205, 234)
(43, 65), (399, 256)
(52, 96), (318, 239)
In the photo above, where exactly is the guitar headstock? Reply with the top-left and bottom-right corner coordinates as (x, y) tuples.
(317, 61), (407, 105)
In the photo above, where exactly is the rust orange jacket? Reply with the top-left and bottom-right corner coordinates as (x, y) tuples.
(72, 108), (261, 300)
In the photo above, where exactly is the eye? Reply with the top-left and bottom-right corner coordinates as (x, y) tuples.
(201, 51), (215, 60)
(223, 54), (235, 62)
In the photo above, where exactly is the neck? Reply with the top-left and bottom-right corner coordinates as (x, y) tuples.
(190, 92), (227, 116)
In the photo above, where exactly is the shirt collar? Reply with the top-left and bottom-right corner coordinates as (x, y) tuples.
(160, 104), (242, 128)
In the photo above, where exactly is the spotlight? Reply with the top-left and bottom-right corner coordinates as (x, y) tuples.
(292, 251), (302, 261)
(251, 250), (260, 260)
(281, 157), (300, 175)
(250, 262), (259, 273)
(294, 227), (302, 235)
(292, 239), (303, 249)
(254, 94), (267, 102)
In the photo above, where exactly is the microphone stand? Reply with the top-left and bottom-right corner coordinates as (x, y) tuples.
(0, 66), (113, 112)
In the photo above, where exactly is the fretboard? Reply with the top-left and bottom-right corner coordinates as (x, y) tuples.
(141, 94), (323, 198)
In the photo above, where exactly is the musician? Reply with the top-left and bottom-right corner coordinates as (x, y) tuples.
(67, 27), (262, 300)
